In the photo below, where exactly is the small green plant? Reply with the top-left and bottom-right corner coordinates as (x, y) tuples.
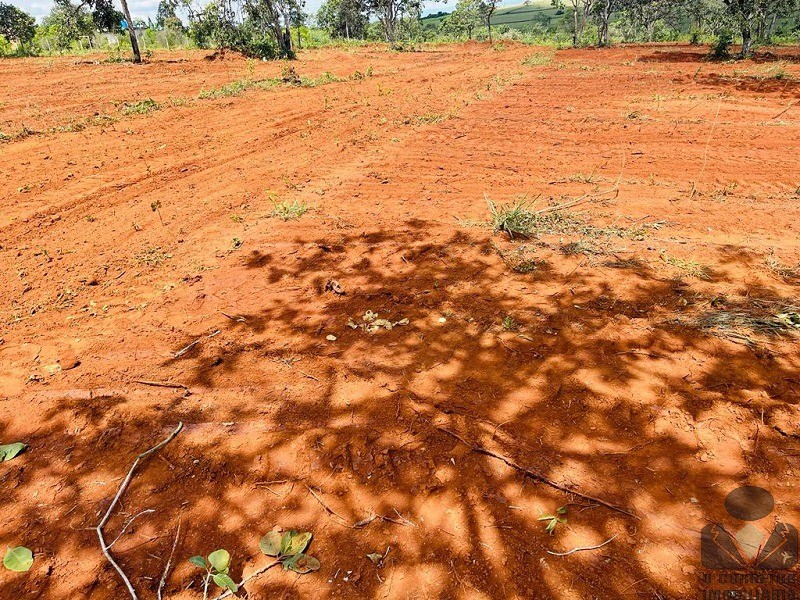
(190, 549), (238, 598)
(231, 214), (243, 223)
(151, 200), (164, 226)
(231, 237), (243, 250)
(259, 528), (321, 573)
(501, 315), (517, 331)
(3, 546), (33, 572)
(489, 199), (536, 238)
(538, 506), (567, 535)
(121, 99), (161, 115)
(281, 65), (302, 85)
(269, 199), (308, 221)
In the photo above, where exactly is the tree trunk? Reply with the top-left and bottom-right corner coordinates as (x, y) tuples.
(572, 7), (578, 47)
(119, 0), (141, 63)
(740, 25), (752, 58)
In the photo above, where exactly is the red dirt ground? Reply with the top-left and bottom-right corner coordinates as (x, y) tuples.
(1, 42), (799, 599)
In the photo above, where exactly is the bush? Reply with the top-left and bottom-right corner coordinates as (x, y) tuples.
(710, 30), (733, 60)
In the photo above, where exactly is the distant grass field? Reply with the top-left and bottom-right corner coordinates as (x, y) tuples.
(422, 0), (568, 31)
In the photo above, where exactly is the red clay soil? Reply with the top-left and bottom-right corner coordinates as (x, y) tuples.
(1, 42), (799, 599)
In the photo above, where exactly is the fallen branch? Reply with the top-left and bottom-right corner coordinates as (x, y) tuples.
(134, 380), (188, 391)
(212, 560), (281, 600)
(173, 339), (200, 358)
(158, 517), (182, 600)
(221, 312), (246, 323)
(96, 422), (184, 600)
(108, 509), (155, 549)
(547, 534), (617, 556)
(772, 100), (796, 120)
(435, 426), (638, 519)
(536, 155), (626, 216)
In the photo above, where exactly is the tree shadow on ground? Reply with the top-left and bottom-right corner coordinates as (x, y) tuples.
(1, 223), (799, 599)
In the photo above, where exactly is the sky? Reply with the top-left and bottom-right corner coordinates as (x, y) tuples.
(5, 0), (455, 23)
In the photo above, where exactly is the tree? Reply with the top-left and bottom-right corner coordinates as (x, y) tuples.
(723, 0), (800, 56)
(480, 0), (499, 42)
(621, 0), (682, 41)
(156, 0), (183, 28)
(242, 0), (301, 57)
(317, 0), (368, 39)
(366, 0), (420, 44)
(42, 2), (94, 50)
(442, 0), (482, 38)
(594, 0), (621, 46)
(553, 0), (595, 47)
(0, 3), (35, 45)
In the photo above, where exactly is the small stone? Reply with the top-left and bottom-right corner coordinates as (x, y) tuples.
(326, 334), (337, 341)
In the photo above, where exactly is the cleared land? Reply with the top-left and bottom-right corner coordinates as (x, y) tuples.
(1, 43), (800, 599)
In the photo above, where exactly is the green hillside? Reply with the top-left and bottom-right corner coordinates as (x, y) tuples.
(421, 0), (568, 31)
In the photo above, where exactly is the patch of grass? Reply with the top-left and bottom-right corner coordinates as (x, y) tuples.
(300, 71), (343, 87)
(269, 199), (308, 221)
(766, 253), (798, 280)
(51, 114), (116, 133)
(0, 124), (37, 143)
(488, 199), (583, 239)
(135, 246), (172, 266)
(411, 113), (449, 125)
(523, 52), (554, 66)
(560, 240), (601, 256)
(662, 254), (710, 280)
(686, 297), (800, 344)
(493, 242), (541, 273)
(121, 99), (161, 115)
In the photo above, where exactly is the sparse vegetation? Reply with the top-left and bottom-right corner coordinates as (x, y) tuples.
(488, 199), (583, 239)
(135, 246), (172, 266)
(538, 506), (567, 535)
(120, 99), (161, 115)
(189, 550), (238, 596)
(269, 199), (308, 221)
(662, 254), (710, 280)
(523, 52), (553, 66)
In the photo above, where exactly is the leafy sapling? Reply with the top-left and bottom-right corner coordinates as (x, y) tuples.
(538, 505), (568, 535)
(189, 549), (238, 599)
(259, 528), (320, 573)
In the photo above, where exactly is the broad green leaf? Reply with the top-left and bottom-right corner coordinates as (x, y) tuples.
(366, 553), (383, 565)
(3, 546), (33, 572)
(556, 506), (567, 515)
(189, 556), (208, 569)
(0, 443), (27, 462)
(260, 529), (282, 557)
(283, 553), (320, 574)
(207, 549), (230, 574)
(280, 531), (311, 557)
(212, 573), (238, 592)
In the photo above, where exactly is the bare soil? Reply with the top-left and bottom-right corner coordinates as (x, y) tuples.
(1, 43), (799, 599)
